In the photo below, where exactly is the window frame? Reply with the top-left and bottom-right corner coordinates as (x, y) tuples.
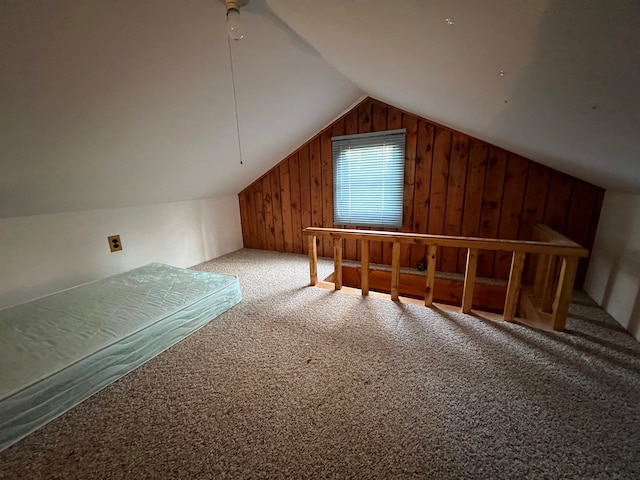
(332, 128), (406, 229)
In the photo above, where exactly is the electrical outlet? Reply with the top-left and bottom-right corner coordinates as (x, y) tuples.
(108, 235), (122, 252)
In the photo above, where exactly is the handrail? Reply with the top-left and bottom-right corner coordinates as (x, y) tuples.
(303, 225), (587, 331)
(304, 227), (589, 257)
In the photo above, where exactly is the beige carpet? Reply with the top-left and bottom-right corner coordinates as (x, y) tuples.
(1, 249), (639, 479)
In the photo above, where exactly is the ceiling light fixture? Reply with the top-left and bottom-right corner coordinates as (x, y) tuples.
(225, 0), (248, 40)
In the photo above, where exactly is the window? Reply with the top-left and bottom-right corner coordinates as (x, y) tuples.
(332, 129), (406, 228)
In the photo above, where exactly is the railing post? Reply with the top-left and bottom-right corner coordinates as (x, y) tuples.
(551, 256), (578, 331)
(504, 251), (526, 321)
(308, 235), (317, 286)
(461, 248), (479, 313)
(334, 237), (343, 290)
(361, 240), (370, 296)
(424, 245), (437, 307)
(390, 242), (401, 301)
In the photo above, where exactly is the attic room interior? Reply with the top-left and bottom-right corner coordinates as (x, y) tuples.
(1, 0), (639, 478)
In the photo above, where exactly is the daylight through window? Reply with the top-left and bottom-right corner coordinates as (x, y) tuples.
(332, 129), (406, 228)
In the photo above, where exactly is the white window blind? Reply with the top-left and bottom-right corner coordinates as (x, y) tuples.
(332, 129), (406, 228)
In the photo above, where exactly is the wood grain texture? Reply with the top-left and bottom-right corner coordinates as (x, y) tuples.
(288, 153), (303, 254)
(400, 113), (417, 267)
(320, 129), (334, 258)
(238, 194), (250, 247)
(270, 169), (284, 252)
(262, 175), (275, 251)
(298, 146), (312, 255)
(442, 132), (469, 274)
(279, 160), (293, 253)
(342, 108), (359, 261)
(458, 139), (488, 271)
(369, 101), (385, 265)
(519, 162), (551, 284)
(254, 182), (267, 249)
(461, 248), (479, 313)
(428, 128), (452, 250)
(309, 137), (323, 256)
(238, 97), (603, 288)
(383, 106), (403, 266)
(477, 147), (508, 278)
(410, 120), (435, 268)
(493, 154), (528, 278)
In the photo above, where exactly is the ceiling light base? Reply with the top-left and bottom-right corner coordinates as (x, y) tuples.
(223, 0), (248, 9)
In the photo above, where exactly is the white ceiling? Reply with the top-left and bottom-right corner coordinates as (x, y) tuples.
(2, 0), (639, 219)
(269, 0), (640, 194)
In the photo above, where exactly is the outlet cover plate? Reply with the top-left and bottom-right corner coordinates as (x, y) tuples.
(108, 235), (122, 252)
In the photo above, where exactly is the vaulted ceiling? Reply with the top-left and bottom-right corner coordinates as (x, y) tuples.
(269, 0), (640, 194)
(2, 0), (639, 219)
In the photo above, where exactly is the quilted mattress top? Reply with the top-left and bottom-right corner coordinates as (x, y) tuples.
(0, 263), (239, 400)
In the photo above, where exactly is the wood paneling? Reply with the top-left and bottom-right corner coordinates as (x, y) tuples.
(410, 120), (435, 268)
(382, 105), (403, 266)
(320, 128), (333, 258)
(400, 113), (417, 267)
(238, 97), (603, 288)
(477, 147), (508, 278)
(288, 153), (303, 254)
(270, 168), (284, 252)
(493, 154), (528, 278)
(428, 127), (452, 272)
(342, 108), (359, 261)
(458, 139), (488, 271)
(279, 160), (293, 253)
(254, 182), (266, 249)
(298, 146), (312, 255)
(309, 138), (323, 256)
(261, 176), (275, 251)
(442, 132), (469, 273)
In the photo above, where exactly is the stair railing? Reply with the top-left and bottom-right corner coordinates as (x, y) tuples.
(303, 225), (588, 331)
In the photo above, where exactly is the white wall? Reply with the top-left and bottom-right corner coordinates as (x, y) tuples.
(585, 191), (640, 340)
(0, 195), (243, 308)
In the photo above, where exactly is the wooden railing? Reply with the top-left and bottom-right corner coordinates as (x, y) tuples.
(303, 225), (589, 331)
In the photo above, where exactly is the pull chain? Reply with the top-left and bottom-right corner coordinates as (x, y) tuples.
(227, 36), (244, 165)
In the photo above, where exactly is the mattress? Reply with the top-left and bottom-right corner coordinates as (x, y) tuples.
(0, 263), (242, 452)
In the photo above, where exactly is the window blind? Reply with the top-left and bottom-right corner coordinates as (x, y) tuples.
(332, 129), (406, 228)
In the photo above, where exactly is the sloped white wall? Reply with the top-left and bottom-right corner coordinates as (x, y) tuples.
(0, 0), (362, 218)
(585, 191), (640, 341)
(0, 195), (242, 308)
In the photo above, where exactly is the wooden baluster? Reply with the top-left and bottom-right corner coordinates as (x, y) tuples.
(461, 248), (479, 313)
(551, 256), (578, 331)
(334, 237), (343, 290)
(504, 251), (526, 321)
(308, 235), (317, 286)
(541, 255), (557, 313)
(361, 240), (370, 296)
(424, 244), (437, 306)
(533, 253), (548, 297)
(390, 242), (401, 301)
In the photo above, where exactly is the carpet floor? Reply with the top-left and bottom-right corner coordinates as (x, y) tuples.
(1, 249), (639, 479)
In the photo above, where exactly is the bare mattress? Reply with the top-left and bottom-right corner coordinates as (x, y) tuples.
(0, 263), (242, 452)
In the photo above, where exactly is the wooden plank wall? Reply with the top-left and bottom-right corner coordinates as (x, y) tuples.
(238, 97), (604, 287)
